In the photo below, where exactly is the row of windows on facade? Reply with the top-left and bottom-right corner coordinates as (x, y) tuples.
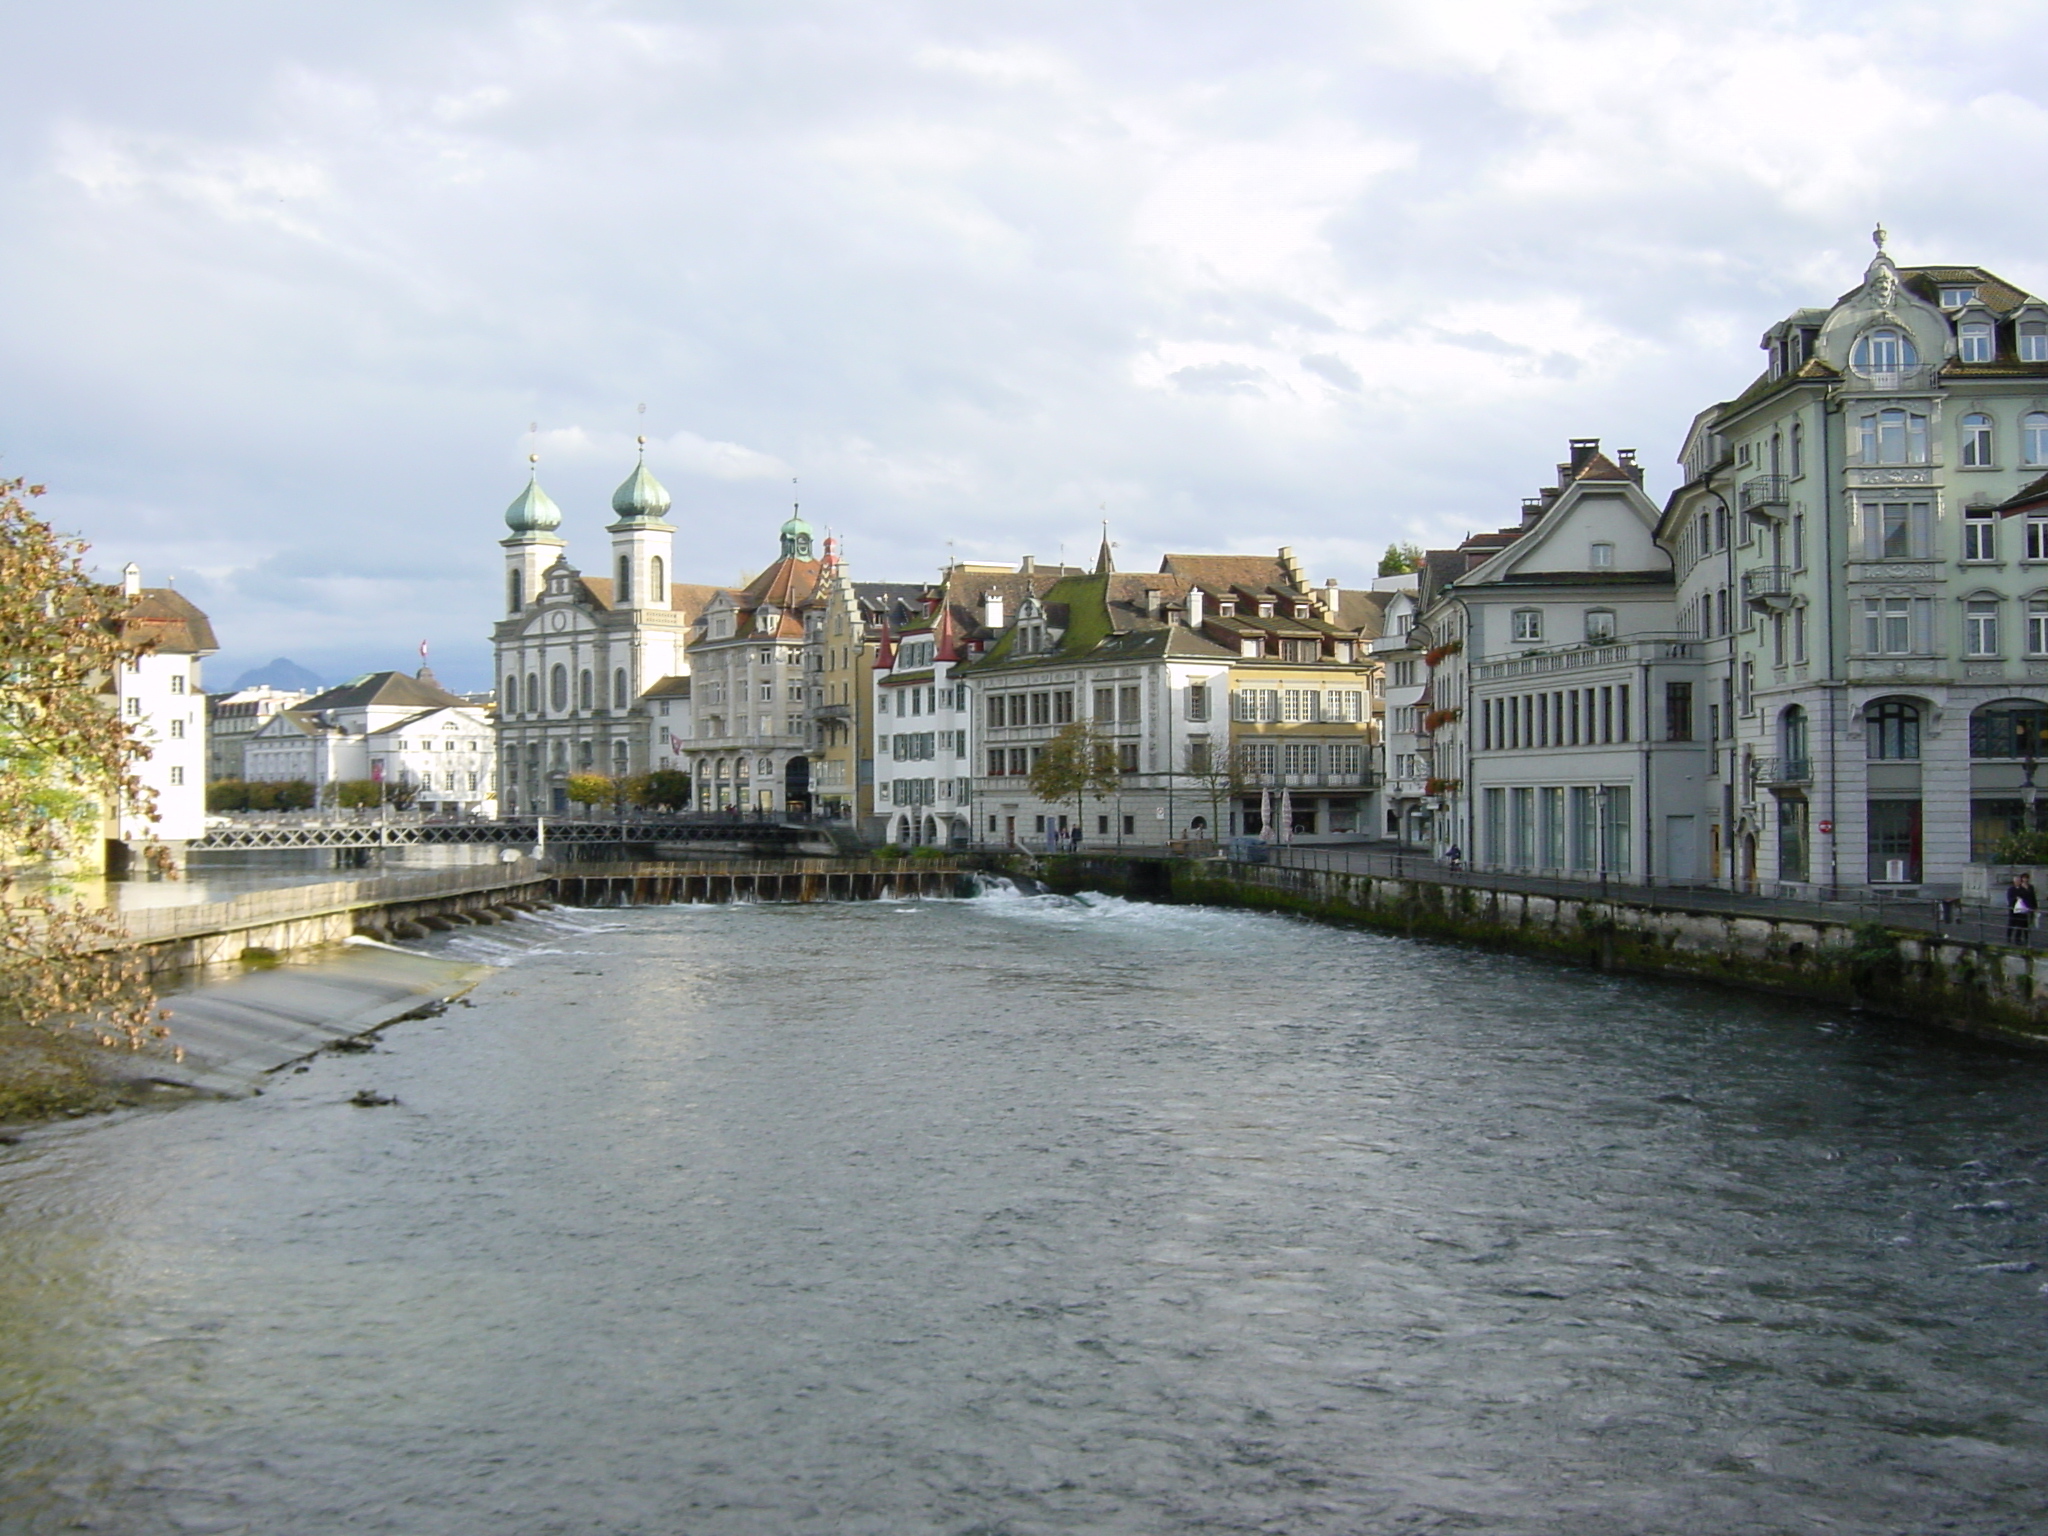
(506, 739), (631, 772)
(1850, 323), (2048, 374)
(886, 778), (971, 806)
(1482, 785), (1636, 877)
(1506, 609), (1619, 646)
(507, 555), (667, 616)
(507, 666), (634, 715)
(880, 730), (968, 761)
(880, 684), (968, 717)
(1479, 685), (1635, 752)
(122, 659), (192, 690)
(695, 680), (808, 706)
(981, 739), (1367, 779)
(692, 716), (807, 738)
(1846, 408), (2048, 468)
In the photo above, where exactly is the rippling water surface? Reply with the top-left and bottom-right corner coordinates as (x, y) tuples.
(3, 890), (2047, 1534)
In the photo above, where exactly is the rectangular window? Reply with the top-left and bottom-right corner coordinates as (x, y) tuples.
(1009, 748), (1028, 775)
(1484, 788), (1506, 866)
(1511, 787), (1535, 869)
(2028, 517), (2048, 561)
(169, 766), (184, 785)
(1095, 687), (1116, 722)
(1867, 799), (1923, 883)
(1862, 500), (1933, 559)
(1282, 742), (1320, 775)
(1281, 689), (1315, 723)
(2022, 323), (2048, 363)
(169, 718), (185, 738)
(1540, 787), (1565, 869)
(1029, 693), (1049, 726)
(1603, 786), (1632, 876)
(1117, 742), (1139, 773)
(1965, 514), (1997, 561)
(988, 696), (1005, 728)
(1959, 323), (1994, 364)
(1570, 786), (1597, 871)
(1861, 596), (1929, 655)
(1966, 599), (2001, 656)
(2029, 599), (2048, 655)
(169, 674), (186, 694)
(1053, 691), (1073, 724)
(759, 682), (774, 702)
(1664, 681), (1692, 741)
(1512, 609), (1542, 642)
(1186, 683), (1210, 721)
(1329, 742), (1362, 776)
(1119, 686), (1140, 723)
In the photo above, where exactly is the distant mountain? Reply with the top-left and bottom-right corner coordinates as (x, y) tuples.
(229, 657), (324, 693)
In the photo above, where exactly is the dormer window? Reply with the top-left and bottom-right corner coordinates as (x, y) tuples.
(1851, 327), (1918, 376)
(1958, 322), (1993, 364)
(1217, 599), (1236, 617)
(1940, 286), (1977, 309)
(2021, 321), (2048, 363)
(1257, 600), (1275, 618)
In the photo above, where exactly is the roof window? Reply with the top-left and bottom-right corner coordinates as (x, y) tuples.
(1940, 286), (1977, 309)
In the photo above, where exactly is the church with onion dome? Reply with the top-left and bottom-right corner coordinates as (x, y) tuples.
(491, 444), (725, 815)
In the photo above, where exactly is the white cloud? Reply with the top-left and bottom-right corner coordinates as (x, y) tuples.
(4, 0), (2045, 688)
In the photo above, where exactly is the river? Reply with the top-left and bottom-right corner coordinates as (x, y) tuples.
(1, 888), (2044, 1534)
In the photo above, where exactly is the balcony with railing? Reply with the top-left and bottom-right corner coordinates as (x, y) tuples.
(1840, 364), (1939, 393)
(1751, 755), (1812, 787)
(1470, 636), (1698, 683)
(1741, 565), (1795, 609)
(1738, 474), (1789, 512)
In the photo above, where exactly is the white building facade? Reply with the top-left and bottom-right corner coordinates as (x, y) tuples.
(108, 564), (214, 853)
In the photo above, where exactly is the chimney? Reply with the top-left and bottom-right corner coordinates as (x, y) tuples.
(1323, 577), (1340, 616)
(1020, 554), (1035, 576)
(1185, 586), (1205, 628)
(1521, 496), (1546, 525)
(1617, 447), (1642, 484)
(982, 588), (1005, 630)
(121, 562), (141, 598)
(1144, 587), (1162, 618)
(1567, 437), (1600, 479)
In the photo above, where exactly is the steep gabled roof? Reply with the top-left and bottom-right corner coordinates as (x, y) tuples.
(1159, 553), (1290, 590)
(1996, 472), (2048, 517)
(641, 675), (693, 698)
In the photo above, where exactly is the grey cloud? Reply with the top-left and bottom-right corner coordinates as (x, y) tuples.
(1300, 352), (1362, 390)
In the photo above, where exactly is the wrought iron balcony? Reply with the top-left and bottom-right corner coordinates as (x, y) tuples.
(1752, 755), (1812, 786)
(1741, 565), (1794, 608)
(1738, 474), (1789, 512)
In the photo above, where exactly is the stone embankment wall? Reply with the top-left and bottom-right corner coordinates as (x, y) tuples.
(1033, 855), (2048, 1049)
(109, 865), (553, 973)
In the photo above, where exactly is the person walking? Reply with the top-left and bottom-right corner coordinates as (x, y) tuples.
(2006, 872), (2036, 946)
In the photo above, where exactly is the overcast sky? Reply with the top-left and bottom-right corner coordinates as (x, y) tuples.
(6, 0), (2046, 690)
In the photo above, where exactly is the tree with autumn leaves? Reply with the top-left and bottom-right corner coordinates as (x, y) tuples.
(0, 477), (167, 1052)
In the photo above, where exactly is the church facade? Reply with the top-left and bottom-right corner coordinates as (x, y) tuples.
(491, 450), (721, 816)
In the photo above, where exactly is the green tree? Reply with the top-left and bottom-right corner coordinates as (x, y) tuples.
(333, 779), (383, 810)
(1377, 542), (1424, 577)
(207, 780), (251, 812)
(1026, 721), (1120, 839)
(1, 477), (164, 1050)
(565, 773), (615, 813)
(630, 769), (692, 812)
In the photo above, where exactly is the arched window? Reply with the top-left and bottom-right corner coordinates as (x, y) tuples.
(578, 669), (593, 710)
(577, 739), (595, 768)
(1781, 704), (1809, 767)
(613, 668), (628, 709)
(1961, 412), (1995, 468)
(525, 673), (539, 714)
(2024, 412), (2048, 466)
(612, 740), (628, 769)
(1972, 701), (2048, 759)
(1958, 322), (1994, 364)
(617, 554), (632, 605)
(650, 555), (664, 595)
(549, 664), (568, 713)
(2029, 596), (2048, 655)
(1851, 326), (1918, 375)
(504, 674), (519, 711)
(508, 569), (524, 613)
(1789, 421), (1804, 478)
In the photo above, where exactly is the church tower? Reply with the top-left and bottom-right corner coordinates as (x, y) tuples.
(501, 455), (565, 615)
(607, 440), (675, 611)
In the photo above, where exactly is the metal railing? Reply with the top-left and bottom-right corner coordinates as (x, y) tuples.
(1209, 842), (2047, 951)
(1840, 365), (1939, 392)
(1750, 755), (1813, 785)
(1738, 475), (1789, 511)
(1741, 566), (1793, 602)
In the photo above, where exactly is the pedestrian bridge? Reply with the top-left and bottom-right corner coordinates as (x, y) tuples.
(190, 815), (853, 856)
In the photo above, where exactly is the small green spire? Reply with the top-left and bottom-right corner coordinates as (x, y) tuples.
(505, 455), (563, 536)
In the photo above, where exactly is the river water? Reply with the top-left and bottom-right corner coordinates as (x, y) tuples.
(2, 889), (2045, 1534)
